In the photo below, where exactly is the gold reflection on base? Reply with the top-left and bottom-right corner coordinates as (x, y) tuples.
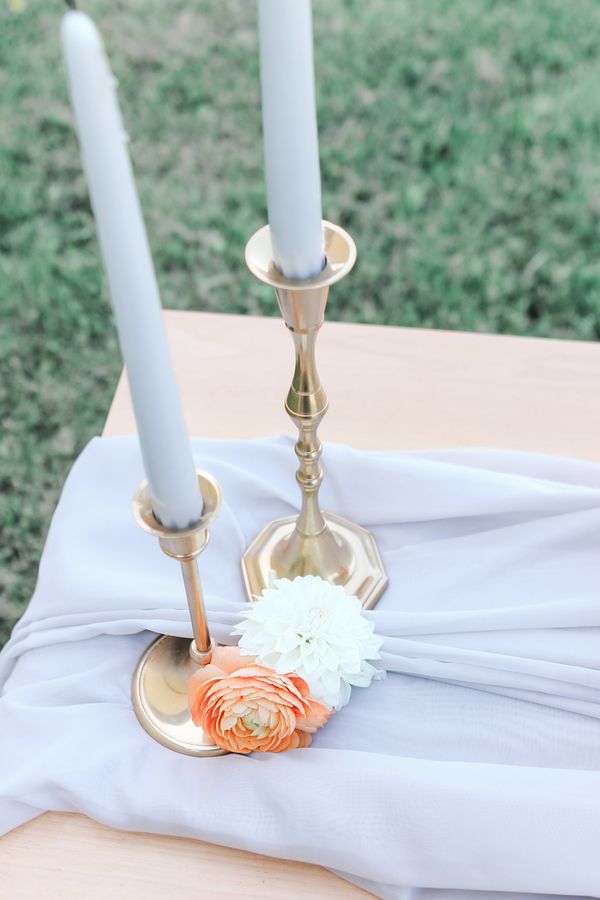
(132, 634), (228, 757)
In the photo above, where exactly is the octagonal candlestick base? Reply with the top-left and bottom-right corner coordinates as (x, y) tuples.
(243, 512), (388, 611)
(131, 470), (228, 757)
(241, 221), (388, 610)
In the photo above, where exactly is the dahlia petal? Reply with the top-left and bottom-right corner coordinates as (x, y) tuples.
(275, 632), (301, 654)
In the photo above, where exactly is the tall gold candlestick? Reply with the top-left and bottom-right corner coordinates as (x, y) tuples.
(242, 221), (388, 609)
(131, 470), (229, 756)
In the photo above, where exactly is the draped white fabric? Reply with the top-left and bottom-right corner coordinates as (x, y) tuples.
(1, 435), (600, 899)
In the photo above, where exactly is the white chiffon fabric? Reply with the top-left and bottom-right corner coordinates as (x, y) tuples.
(1, 434), (600, 900)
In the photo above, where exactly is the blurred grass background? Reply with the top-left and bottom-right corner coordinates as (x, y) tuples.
(3, 0), (600, 644)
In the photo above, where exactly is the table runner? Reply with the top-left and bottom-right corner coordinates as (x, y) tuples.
(1, 434), (600, 899)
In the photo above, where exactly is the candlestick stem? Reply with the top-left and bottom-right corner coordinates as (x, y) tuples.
(242, 221), (388, 609)
(287, 322), (327, 538)
(180, 558), (212, 660)
(270, 276), (353, 580)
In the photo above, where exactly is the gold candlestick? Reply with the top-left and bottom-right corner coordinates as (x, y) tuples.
(131, 470), (229, 756)
(242, 221), (388, 609)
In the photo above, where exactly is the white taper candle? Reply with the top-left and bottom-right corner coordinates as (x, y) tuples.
(61, 11), (202, 529)
(257, 0), (325, 280)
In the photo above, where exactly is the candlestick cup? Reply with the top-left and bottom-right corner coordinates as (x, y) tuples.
(131, 470), (229, 756)
(242, 221), (388, 609)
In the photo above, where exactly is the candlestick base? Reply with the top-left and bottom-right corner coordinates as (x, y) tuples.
(242, 511), (387, 610)
(132, 634), (228, 757)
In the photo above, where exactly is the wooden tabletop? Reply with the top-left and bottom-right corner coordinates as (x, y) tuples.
(3, 310), (600, 899)
(104, 311), (600, 460)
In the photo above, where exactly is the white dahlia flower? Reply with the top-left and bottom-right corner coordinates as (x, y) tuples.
(235, 575), (384, 710)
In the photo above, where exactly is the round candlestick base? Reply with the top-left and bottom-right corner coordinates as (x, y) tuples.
(242, 511), (388, 610)
(132, 634), (228, 757)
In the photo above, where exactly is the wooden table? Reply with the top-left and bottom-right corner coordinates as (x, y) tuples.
(3, 311), (600, 899)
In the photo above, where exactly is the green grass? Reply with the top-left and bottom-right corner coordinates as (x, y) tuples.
(2, 0), (600, 644)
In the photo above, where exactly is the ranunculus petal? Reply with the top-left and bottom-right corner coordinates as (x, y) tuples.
(188, 664), (226, 692)
(294, 730), (313, 749)
(296, 697), (332, 733)
(189, 651), (332, 753)
(211, 645), (257, 674)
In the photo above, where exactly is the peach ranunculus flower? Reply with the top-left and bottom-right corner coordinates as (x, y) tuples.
(188, 645), (332, 754)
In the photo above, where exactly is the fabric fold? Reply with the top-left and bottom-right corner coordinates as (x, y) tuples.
(2, 434), (600, 899)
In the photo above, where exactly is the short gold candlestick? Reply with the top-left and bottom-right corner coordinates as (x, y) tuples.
(131, 470), (229, 756)
(242, 221), (388, 609)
